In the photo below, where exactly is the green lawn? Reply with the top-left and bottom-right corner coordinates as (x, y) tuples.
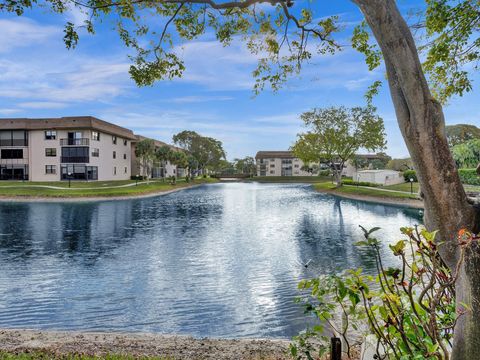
(383, 181), (480, 193)
(314, 182), (420, 200)
(0, 178), (217, 198)
(0, 180), (136, 188)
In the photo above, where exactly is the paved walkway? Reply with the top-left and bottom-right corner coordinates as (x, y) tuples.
(348, 185), (416, 195)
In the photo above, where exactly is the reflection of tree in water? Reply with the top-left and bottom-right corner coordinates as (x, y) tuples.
(294, 197), (386, 276)
(0, 204), (34, 259)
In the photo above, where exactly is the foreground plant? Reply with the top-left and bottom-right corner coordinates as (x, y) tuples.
(291, 226), (479, 360)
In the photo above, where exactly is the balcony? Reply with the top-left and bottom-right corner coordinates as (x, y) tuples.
(61, 156), (89, 163)
(60, 138), (90, 146)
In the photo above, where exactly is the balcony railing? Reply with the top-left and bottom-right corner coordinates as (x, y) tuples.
(61, 156), (89, 163)
(60, 138), (90, 146)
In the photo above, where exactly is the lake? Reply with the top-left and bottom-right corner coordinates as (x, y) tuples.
(0, 182), (422, 338)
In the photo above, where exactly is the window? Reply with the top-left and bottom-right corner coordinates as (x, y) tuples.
(294, 164), (299, 168)
(113, 151), (116, 159)
(123, 153), (127, 160)
(45, 165), (56, 174)
(92, 131), (100, 141)
(92, 148), (99, 157)
(61, 165), (97, 180)
(112, 136), (117, 144)
(0, 131), (28, 146)
(124, 167), (127, 174)
(123, 139), (128, 146)
(1, 149), (23, 159)
(269, 170), (275, 174)
(45, 148), (56, 157)
(270, 164), (275, 168)
(61, 147), (89, 163)
(113, 166), (117, 175)
(45, 130), (57, 140)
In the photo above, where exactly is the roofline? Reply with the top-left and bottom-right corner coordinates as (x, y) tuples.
(0, 116), (137, 140)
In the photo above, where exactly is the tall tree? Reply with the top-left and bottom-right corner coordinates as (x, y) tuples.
(173, 131), (226, 174)
(134, 138), (156, 181)
(452, 139), (480, 169)
(446, 124), (480, 146)
(3, 0), (480, 356)
(292, 106), (386, 185)
(155, 145), (174, 180)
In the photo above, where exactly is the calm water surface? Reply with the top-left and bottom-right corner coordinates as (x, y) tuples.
(0, 183), (422, 338)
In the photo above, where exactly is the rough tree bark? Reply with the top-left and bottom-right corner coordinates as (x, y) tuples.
(352, 0), (480, 359)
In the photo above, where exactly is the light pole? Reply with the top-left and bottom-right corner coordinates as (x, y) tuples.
(357, 174), (360, 187)
(68, 172), (72, 188)
(136, 174), (140, 186)
(410, 177), (414, 194)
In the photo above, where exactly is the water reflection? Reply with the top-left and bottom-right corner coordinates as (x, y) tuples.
(0, 183), (421, 338)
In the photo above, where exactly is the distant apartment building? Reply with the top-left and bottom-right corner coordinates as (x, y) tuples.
(0, 117), (136, 181)
(131, 135), (184, 179)
(255, 151), (314, 176)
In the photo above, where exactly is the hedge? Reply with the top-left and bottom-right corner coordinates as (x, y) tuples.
(342, 179), (379, 187)
(458, 169), (480, 185)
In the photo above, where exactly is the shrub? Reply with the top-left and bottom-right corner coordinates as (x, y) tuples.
(341, 179), (379, 187)
(290, 226), (478, 360)
(318, 169), (331, 177)
(458, 168), (480, 185)
(130, 175), (147, 180)
(403, 169), (417, 182)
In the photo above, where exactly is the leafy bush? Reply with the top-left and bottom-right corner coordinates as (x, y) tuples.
(458, 168), (480, 185)
(290, 226), (478, 360)
(341, 179), (379, 187)
(318, 169), (331, 177)
(130, 175), (147, 180)
(403, 169), (417, 182)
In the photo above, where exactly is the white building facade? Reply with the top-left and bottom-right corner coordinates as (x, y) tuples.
(357, 169), (404, 185)
(0, 117), (136, 181)
(255, 151), (314, 176)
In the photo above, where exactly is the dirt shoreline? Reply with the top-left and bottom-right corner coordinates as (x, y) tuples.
(0, 329), (290, 359)
(315, 187), (424, 209)
(0, 184), (204, 203)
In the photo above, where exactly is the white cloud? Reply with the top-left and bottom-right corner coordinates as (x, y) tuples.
(18, 101), (69, 109)
(0, 18), (58, 53)
(166, 95), (235, 104)
(0, 108), (21, 115)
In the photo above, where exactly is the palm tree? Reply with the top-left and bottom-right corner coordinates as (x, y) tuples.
(155, 145), (173, 181)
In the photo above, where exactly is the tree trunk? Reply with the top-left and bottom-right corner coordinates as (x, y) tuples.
(353, 0), (480, 358)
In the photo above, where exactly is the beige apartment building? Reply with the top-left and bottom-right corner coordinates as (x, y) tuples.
(0, 117), (136, 181)
(131, 135), (184, 179)
(255, 151), (314, 176)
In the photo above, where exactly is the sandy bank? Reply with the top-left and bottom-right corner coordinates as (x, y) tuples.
(0, 329), (290, 360)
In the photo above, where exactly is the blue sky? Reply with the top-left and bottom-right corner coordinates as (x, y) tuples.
(0, 0), (478, 160)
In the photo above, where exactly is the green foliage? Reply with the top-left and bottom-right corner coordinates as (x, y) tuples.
(292, 106), (386, 184)
(353, 153), (391, 170)
(341, 179), (379, 187)
(451, 139), (480, 169)
(233, 156), (256, 176)
(458, 168), (480, 185)
(318, 169), (330, 177)
(423, 0), (480, 102)
(291, 226), (478, 360)
(172, 130), (226, 173)
(386, 158), (413, 171)
(446, 124), (480, 146)
(135, 138), (156, 178)
(403, 169), (417, 182)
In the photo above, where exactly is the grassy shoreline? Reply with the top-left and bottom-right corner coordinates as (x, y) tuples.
(0, 178), (218, 199)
